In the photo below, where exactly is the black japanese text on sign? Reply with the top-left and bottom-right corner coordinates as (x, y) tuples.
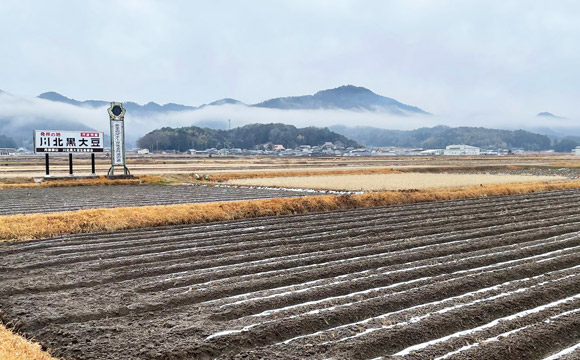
(34, 130), (105, 153)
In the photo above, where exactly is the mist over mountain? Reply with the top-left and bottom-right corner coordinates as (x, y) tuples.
(6, 85), (426, 149)
(253, 85), (429, 115)
(2, 86), (579, 151)
(38, 92), (197, 113)
(208, 98), (246, 106)
(0, 134), (17, 148)
(36, 85), (428, 116)
(537, 112), (563, 119)
(0, 116), (101, 149)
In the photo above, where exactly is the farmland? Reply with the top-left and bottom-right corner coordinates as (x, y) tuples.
(0, 184), (317, 216)
(3, 189), (580, 359)
(3, 153), (580, 179)
(225, 172), (567, 191)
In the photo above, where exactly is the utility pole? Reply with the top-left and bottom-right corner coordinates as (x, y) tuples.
(228, 119), (231, 130)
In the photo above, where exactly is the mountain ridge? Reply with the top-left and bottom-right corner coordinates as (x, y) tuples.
(36, 85), (429, 116)
(38, 92), (198, 113)
(537, 112), (564, 119)
(253, 85), (429, 115)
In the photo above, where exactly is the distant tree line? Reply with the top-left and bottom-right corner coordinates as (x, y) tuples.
(137, 123), (360, 151)
(0, 135), (17, 148)
(553, 137), (580, 153)
(330, 125), (553, 151)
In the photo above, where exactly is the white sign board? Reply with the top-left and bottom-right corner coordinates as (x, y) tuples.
(34, 130), (104, 153)
(111, 120), (125, 165)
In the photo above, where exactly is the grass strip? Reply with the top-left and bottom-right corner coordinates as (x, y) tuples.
(0, 323), (59, 360)
(0, 175), (164, 189)
(207, 168), (401, 181)
(203, 164), (545, 182)
(2, 180), (580, 242)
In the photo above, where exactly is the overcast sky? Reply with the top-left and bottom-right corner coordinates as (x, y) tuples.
(1, 0), (579, 121)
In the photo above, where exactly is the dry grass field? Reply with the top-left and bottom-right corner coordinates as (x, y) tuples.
(3, 180), (580, 241)
(225, 173), (568, 191)
(0, 324), (58, 360)
(3, 153), (580, 180)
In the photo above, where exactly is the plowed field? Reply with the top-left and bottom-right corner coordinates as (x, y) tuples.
(3, 190), (580, 359)
(0, 185), (316, 215)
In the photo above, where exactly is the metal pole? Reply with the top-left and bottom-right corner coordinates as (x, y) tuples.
(69, 153), (73, 175)
(91, 153), (96, 175)
(45, 153), (50, 176)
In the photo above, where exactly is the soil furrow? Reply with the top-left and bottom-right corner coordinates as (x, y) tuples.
(4, 189), (580, 359)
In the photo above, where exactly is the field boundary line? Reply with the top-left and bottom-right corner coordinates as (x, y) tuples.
(0, 176), (158, 189)
(2, 180), (580, 241)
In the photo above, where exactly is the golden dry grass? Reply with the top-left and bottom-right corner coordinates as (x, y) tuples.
(0, 324), (59, 360)
(224, 173), (567, 191)
(207, 168), (401, 181)
(0, 176), (164, 189)
(3, 180), (580, 241)
(6, 153), (575, 180)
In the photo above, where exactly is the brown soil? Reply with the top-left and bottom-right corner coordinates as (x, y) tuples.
(0, 184), (319, 216)
(2, 190), (580, 359)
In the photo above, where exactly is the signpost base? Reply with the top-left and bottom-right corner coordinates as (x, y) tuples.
(107, 166), (131, 177)
(105, 175), (135, 180)
(43, 175), (99, 181)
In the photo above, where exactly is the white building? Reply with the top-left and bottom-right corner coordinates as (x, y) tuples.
(420, 149), (444, 155)
(0, 148), (16, 156)
(574, 146), (580, 155)
(443, 144), (481, 156)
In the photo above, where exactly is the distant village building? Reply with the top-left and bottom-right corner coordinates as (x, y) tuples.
(347, 148), (372, 157)
(574, 146), (580, 155)
(137, 148), (150, 154)
(420, 149), (444, 155)
(480, 149), (499, 156)
(0, 148), (16, 156)
(443, 144), (481, 156)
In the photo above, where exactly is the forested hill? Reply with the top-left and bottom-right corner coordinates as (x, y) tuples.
(331, 125), (552, 150)
(137, 123), (360, 151)
(0, 134), (17, 148)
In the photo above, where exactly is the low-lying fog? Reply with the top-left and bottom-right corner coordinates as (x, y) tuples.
(1, 92), (578, 146)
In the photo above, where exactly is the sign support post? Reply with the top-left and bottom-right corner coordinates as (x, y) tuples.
(45, 153), (50, 176)
(91, 153), (96, 176)
(107, 102), (131, 177)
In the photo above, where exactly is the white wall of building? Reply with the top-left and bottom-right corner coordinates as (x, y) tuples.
(443, 144), (481, 156)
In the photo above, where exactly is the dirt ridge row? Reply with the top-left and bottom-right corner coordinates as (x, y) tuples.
(4, 190), (580, 359)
